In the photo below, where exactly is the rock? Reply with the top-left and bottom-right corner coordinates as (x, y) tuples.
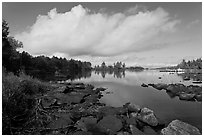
(47, 116), (73, 129)
(161, 120), (201, 135)
(136, 107), (158, 126)
(84, 94), (99, 103)
(153, 83), (168, 90)
(75, 116), (97, 131)
(97, 115), (123, 133)
(96, 87), (107, 92)
(126, 103), (141, 113)
(143, 126), (157, 135)
(129, 125), (145, 135)
(58, 94), (84, 104)
(130, 112), (138, 118)
(194, 94), (202, 101)
(179, 93), (195, 101)
(166, 85), (180, 95)
(188, 85), (202, 94)
(141, 83), (148, 87)
(126, 117), (136, 125)
(114, 107), (128, 115)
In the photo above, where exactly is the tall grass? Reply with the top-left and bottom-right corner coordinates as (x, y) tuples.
(2, 68), (50, 134)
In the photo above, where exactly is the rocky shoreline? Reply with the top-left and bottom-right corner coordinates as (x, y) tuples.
(142, 83), (202, 102)
(34, 82), (201, 135)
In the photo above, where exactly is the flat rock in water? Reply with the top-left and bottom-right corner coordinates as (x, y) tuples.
(136, 107), (158, 126)
(129, 125), (145, 135)
(97, 115), (122, 134)
(161, 120), (201, 135)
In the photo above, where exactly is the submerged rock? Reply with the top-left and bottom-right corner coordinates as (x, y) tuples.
(136, 107), (158, 126)
(161, 120), (201, 135)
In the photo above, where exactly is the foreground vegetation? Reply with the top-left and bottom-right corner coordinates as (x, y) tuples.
(2, 19), (91, 134)
(2, 68), (52, 134)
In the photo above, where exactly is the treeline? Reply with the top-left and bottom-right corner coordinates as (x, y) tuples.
(2, 20), (92, 80)
(94, 61), (126, 71)
(177, 58), (202, 69)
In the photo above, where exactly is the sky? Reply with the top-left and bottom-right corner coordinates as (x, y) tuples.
(2, 2), (202, 68)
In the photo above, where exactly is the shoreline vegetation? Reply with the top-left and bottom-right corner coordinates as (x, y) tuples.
(2, 19), (202, 135)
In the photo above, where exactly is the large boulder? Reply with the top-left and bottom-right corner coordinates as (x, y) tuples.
(161, 120), (201, 135)
(97, 115), (123, 134)
(179, 93), (195, 101)
(136, 107), (158, 126)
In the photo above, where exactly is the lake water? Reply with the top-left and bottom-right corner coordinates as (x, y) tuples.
(69, 70), (202, 131)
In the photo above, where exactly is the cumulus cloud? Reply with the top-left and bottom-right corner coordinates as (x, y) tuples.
(16, 4), (180, 57)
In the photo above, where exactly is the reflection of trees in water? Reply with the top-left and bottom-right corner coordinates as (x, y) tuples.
(95, 70), (125, 78)
(26, 69), (92, 81)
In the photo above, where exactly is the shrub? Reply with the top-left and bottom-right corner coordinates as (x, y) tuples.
(2, 70), (49, 134)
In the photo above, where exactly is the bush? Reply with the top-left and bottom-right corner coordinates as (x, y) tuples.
(2, 70), (49, 134)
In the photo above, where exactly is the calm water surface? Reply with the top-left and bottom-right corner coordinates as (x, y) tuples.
(69, 70), (202, 130)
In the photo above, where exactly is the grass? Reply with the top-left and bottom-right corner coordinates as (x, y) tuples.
(2, 68), (51, 134)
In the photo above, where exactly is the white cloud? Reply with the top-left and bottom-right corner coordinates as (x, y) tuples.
(16, 4), (180, 57)
(186, 19), (199, 28)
